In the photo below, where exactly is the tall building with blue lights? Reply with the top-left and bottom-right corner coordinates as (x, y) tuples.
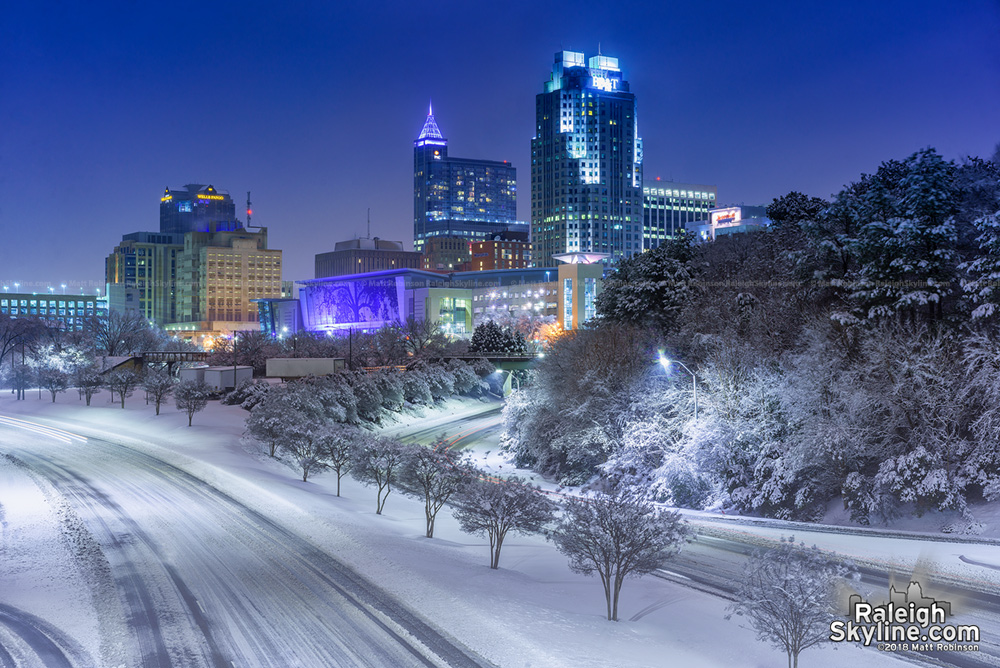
(531, 51), (643, 267)
(413, 105), (520, 254)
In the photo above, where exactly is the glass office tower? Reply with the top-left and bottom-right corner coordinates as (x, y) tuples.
(531, 51), (643, 267)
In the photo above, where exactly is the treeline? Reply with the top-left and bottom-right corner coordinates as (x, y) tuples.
(503, 146), (1000, 524)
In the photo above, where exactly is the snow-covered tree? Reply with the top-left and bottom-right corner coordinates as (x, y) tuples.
(10, 364), (32, 401)
(174, 379), (211, 426)
(595, 234), (695, 334)
(246, 402), (290, 458)
(351, 436), (411, 514)
(766, 191), (828, 231)
(847, 149), (959, 322)
(141, 370), (175, 415)
(399, 439), (473, 538)
(371, 370), (404, 411)
(453, 475), (556, 569)
(401, 370), (433, 405)
(105, 369), (139, 408)
(727, 537), (855, 668)
(73, 364), (103, 406)
(37, 363), (69, 402)
(344, 371), (384, 423)
(960, 210), (1000, 319)
(281, 420), (330, 482)
(445, 359), (481, 396)
(469, 320), (527, 354)
(87, 310), (151, 356)
(423, 365), (455, 401)
(306, 375), (358, 424)
(315, 423), (359, 496)
(551, 491), (688, 621)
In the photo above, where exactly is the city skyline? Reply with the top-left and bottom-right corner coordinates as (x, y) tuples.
(2, 0), (998, 290)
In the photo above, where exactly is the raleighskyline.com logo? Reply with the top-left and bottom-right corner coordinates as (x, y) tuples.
(830, 581), (980, 653)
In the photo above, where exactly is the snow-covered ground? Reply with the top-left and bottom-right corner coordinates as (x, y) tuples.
(0, 392), (936, 667)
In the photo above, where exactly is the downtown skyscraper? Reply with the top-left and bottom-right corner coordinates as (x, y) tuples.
(531, 51), (643, 267)
(413, 105), (519, 255)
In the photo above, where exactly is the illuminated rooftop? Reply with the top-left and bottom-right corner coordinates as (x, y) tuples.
(552, 252), (610, 265)
(415, 102), (446, 146)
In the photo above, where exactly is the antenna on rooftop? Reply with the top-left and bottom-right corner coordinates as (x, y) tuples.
(245, 190), (261, 230)
(367, 208), (371, 239)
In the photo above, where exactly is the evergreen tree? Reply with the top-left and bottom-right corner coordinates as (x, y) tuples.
(961, 211), (1000, 320)
(469, 320), (526, 354)
(595, 233), (695, 334)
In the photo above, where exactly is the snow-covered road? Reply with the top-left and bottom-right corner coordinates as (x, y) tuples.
(0, 419), (486, 668)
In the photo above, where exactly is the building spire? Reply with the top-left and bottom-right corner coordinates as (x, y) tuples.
(417, 101), (444, 141)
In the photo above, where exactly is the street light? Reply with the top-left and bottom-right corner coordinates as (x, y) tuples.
(494, 370), (520, 395)
(61, 283), (67, 294)
(659, 352), (698, 420)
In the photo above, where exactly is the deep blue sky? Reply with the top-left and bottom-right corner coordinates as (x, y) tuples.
(2, 0), (998, 293)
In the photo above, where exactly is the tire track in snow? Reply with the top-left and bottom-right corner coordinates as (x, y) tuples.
(7, 427), (489, 668)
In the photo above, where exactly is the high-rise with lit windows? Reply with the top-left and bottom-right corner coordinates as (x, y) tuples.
(413, 105), (520, 254)
(531, 51), (643, 267)
(642, 181), (717, 248)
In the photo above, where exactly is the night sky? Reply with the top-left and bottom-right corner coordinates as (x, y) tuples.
(2, 0), (998, 294)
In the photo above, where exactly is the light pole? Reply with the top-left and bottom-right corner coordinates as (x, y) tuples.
(659, 353), (697, 421)
(232, 330), (240, 390)
(505, 370), (520, 391)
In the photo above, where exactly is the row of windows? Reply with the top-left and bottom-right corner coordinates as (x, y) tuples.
(1, 307), (94, 318)
(0, 299), (95, 309)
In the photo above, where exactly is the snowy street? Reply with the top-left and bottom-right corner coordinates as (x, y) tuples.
(0, 394), (982, 667)
(0, 417), (483, 668)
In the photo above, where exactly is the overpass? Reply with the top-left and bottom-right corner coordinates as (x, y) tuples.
(424, 354), (542, 371)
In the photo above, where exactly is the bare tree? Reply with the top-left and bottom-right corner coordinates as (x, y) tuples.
(0, 315), (44, 370)
(401, 316), (446, 357)
(104, 369), (139, 408)
(282, 420), (332, 483)
(88, 310), (150, 356)
(351, 436), (411, 514)
(316, 423), (359, 496)
(551, 492), (690, 621)
(141, 370), (175, 415)
(399, 437), (473, 538)
(37, 364), (69, 403)
(10, 363), (32, 400)
(74, 364), (103, 406)
(727, 537), (854, 668)
(175, 379), (211, 426)
(453, 475), (556, 569)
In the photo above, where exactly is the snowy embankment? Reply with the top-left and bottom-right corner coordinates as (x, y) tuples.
(0, 393), (910, 668)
